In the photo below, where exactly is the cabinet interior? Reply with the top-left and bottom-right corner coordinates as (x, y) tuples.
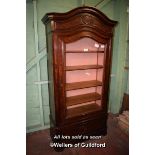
(65, 37), (105, 118)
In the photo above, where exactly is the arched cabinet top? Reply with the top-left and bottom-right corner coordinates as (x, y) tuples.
(60, 31), (109, 44)
(42, 6), (117, 36)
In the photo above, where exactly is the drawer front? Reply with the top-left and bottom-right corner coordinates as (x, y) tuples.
(61, 117), (106, 136)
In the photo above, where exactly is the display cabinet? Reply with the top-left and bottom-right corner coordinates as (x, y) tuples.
(42, 6), (117, 145)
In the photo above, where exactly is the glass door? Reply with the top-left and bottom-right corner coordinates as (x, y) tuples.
(65, 37), (106, 118)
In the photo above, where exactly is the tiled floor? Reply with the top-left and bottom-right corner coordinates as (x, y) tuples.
(26, 115), (129, 155)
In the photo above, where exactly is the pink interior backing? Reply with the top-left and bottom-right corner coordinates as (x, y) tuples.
(65, 37), (105, 108)
(67, 87), (96, 97)
(98, 53), (104, 65)
(66, 69), (98, 83)
(97, 69), (103, 82)
(96, 86), (102, 95)
(96, 100), (102, 106)
(66, 53), (97, 66)
(66, 37), (105, 52)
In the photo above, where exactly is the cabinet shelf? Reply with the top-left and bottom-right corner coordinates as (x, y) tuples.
(67, 103), (101, 118)
(66, 80), (102, 91)
(66, 51), (104, 53)
(66, 92), (101, 106)
(66, 65), (103, 71)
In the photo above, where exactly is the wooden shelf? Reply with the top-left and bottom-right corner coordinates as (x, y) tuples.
(66, 51), (104, 53)
(66, 80), (102, 91)
(66, 92), (101, 106)
(67, 103), (101, 118)
(66, 65), (103, 71)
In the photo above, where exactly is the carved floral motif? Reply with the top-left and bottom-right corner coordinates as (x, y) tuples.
(80, 15), (94, 25)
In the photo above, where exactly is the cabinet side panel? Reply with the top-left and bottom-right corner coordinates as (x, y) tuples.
(46, 25), (55, 124)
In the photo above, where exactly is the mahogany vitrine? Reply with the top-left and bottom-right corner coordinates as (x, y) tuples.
(42, 6), (117, 144)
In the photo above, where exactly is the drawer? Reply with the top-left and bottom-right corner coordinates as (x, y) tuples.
(61, 117), (106, 136)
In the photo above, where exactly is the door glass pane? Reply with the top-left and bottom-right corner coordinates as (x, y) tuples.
(65, 37), (106, 118)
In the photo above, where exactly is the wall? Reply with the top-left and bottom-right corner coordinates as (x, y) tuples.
(26, 0), (129, 132)
(107, 0), (129, 113)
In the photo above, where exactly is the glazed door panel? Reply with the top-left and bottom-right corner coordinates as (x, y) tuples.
(54, 33), (111, 121)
